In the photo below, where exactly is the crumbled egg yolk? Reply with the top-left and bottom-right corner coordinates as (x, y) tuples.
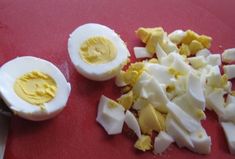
(179, 43), (191, 56)
(80, 36), (117, 64)
(134, 135), (152, 151)
(117, 90), (133, 110)
(14, 71), (57, 109)
(138, 104), (166, 134)
(122, 62), (145, 86)
(136, 27), (164, 54)
(179, 30), (212, 56)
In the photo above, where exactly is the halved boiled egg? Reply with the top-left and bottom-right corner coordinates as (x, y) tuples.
(68, 23), (130, 81)
(0, 56), (71, 121)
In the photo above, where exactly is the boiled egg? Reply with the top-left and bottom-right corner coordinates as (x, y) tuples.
(68, 23), (130, 81)
(0, 56), (71, 121)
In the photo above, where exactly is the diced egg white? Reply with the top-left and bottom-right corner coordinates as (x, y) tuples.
(222, 48), (235, 63)
(134, 47), (152, 59)
(166, 114), (194, 149)
(168, 29), (186, 45)
(96, 95), (125, 135)
(223, 65), (235, 80)
(196, 48), (211, 57)
(206, 89), (225, 116)
(155, 43), (167, 60)
(153, 131), (174, 155)
(166, 102), (202, 133)
(125, 110), (141, 138)
(206, 54), (221, 66)
(189, 129), (211, 154)
(221, 122), (235, 154)
(187, 73), (206, 110)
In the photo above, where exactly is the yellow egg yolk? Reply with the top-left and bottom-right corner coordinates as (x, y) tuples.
(80, 36), (117, 64)
(122, 62), (145, 86)
(117, 90), (133, 110)
(138, 104), (166, 134)
(134, 135), (152, 151)
(14, 71), (57, 107)
(136, 27), (164, 54)
(180, 30), (212, 56)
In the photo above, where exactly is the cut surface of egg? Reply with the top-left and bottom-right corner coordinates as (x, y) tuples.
(96, 95), (125, 135)
(68, 23), (130, 81)
(153, 131), (174, 154)
(221, 122), (235, 154)
(0, 56), (71, 121)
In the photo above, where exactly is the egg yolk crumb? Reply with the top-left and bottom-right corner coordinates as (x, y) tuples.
(14, 71), (57, 108)
(80, 36), (117, 64)
(138, 104), (166, 134)
(134, 135), (152, 151)
(180, 30), (212, 56)
(117, 90), (133, 110)
(122, 62), (145, 86)
(136, 27), (164, 54)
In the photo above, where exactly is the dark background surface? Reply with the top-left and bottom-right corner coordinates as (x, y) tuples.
(0, 0), (235, 158)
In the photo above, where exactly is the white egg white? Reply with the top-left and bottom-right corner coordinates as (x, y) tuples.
(0, 56), (71, 121)
(68, 23), (130, 81)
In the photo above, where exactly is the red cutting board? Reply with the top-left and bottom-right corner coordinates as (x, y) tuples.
(1, 0), (235, 158)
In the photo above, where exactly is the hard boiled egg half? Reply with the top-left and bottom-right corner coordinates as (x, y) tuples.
(68, 23), (130, 81)
(0, 56), (71, 121)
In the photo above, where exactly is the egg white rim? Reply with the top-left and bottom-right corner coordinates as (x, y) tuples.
(68, 23), (130, 77)
(0, 56), (71, 117)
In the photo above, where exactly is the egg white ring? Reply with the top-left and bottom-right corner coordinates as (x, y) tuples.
(0, 56), (71, 121)
(68, 23), (130, 81)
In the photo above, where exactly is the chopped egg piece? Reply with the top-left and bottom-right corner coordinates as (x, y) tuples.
(153, 131), (174, 155)
(188, 56), (207, 69)
(134, 47), (152, 59)
(155, 43), (167, 60)
(189, 40), (204, 55)
(117, 90), (133, 110)
(206, 89), (225, 116)
(160, 32), (179, 53)
(206, 54), (221, 66)
(187, 73), (206, 110)
(125, 110), (141, 138)
(122, 62), (145, 86)
(138, 104), (165, 134)
(0, 56), (71, 121)
(223, 65), (235, 79)
(179, 43), (191, 56)
(132, 97), (148, 110)
(222, 48), (235, 63)
(173, 94), (206, 121)
(221, 122), (235, 154)
(136, 27), (164, 54)
(196, 48), (211, 57)
(166, 114), (194, 149)
(189, 129), (211, 154)
(166, 102), (202, 133)
(168, 29), (186, 45)
(96, 95), (125, 135)
(181, 30), (200, 44)
(68, 23), (130, 81)
(134, 135), (152, 151)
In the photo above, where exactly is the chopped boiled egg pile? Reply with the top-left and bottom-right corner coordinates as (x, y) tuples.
(0, 56), (71, 121)
(94, 26), (235, 155)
